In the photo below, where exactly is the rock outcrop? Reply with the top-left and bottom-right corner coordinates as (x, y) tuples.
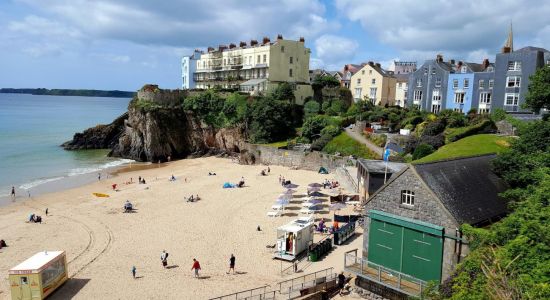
(62, 112), (128, 150)
(63, 86), (246, 162)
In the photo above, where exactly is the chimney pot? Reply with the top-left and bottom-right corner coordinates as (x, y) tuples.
(375, 63), (381, 68)
(482, 58), (490, 68)
(250, 40), (258, 46)
(239, 41), (246, 47)
(368, 61), (374, 66)
(450, 59), (455, 65)
(262, 36), (270, 45)
(277, 34), (283, 40)
(436, 54), (443, 62)
(299, 37), (305, 43)
(229, 43), (236, 49)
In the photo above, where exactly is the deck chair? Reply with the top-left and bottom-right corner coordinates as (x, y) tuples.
(300, 207), (315, 215)
(267, 210), (282, 217)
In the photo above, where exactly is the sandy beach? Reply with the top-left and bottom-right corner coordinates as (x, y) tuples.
(0, 157), (362, 299)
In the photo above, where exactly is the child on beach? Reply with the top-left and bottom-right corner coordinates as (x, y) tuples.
(161, 250), (169, 268)
(11, 186), (15, 200)
(191, 259), (201, 278)
(131, 266), (136, 279)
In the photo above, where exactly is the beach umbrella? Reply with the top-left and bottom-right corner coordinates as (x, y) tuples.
(308, 183), (323, 188)
(283, 189), (297, 194)
(308, 199), (322, 205)
(275, 198), (290, 205)
(284, 183), (299, 189)
(309, 191), (326, 197)
(307, 186), (321, 191)
(278, 193), (291, 199)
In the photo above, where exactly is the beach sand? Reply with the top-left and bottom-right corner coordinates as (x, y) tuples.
(0, 157), (362, 299)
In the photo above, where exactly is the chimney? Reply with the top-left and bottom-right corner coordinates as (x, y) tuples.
(277, 34), (283, 40)
(449, 59), (455, 65)
(250, 39), (258, 46)
(368, 61), (374, 66)
(457, 61), (463, 68)
(299, 37), (305, 43)
(436, 54), (443, 63)
(239, 41), (247, 47)
(375, 63), (381, 68)
(207, 46), (214, 52)
(482, 58), (490, 69)
(502, 46), (511, 54)
(262, 36), (270, 45)
(344, 65), (349, 71)
(229, 43), (236, 49)
(218, 45), (227, 51)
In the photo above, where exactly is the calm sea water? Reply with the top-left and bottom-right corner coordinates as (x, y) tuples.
(0, 93), (131, 199)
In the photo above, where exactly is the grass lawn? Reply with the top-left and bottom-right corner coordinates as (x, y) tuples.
(413, 134), (512, 164)
(260, 140), (289, 148)
(323, 132), (378, 159)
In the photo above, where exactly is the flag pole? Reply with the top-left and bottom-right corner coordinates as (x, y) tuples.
(383, 146), (389, 184)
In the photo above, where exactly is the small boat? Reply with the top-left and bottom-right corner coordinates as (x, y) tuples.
(93, 193), (110, 198)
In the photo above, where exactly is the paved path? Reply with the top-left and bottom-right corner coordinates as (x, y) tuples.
(344, 128), (383, 157)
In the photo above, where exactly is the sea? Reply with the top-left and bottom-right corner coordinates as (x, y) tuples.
(0, 93), (132, 205)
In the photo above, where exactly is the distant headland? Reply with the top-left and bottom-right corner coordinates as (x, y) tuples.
(0, 88), (136, 98)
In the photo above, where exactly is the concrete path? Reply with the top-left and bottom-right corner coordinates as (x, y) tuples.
(344, 128), (383, 157)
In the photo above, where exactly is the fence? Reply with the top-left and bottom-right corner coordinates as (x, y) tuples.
(209, 285), (273, 300)
(276, 267), (336, 299)
(343, 249), (427, 297)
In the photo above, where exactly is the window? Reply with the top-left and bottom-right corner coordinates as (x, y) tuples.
(223, 59), (226, 66)
(489, 79), (494, 89)
(289, 56), (293, 64)
(431, 104), (441, 114)
(362, 70), (365, 75)
(453, 108), (463, 113)
(432, 89), (441, 102)
(479, 79), (485, 89)
(453, 79), (458, 89)
(357, 78), (361, 84)
(401, 190), (414, 206)
(281, 46), (285, 52)
(479, 92), (492, 104)
(371, 78), (376, 84)
(464, 79), (469, 89)
(505, 93), (519, 106)
(414, 90), (423, 101)
(454, 92), (465, 104)
(416, 78), (422, 87)
(263, 54), (267, 63)
(369, 70), (372, 75)
(398, 83), (402, 88)
(461, 66), (468, 73)
(355, 88), (362, 99)
(507, 76), (521, 87)
(369, 87), (377, 100)
(257, 55), (260, 64)
(435, 77), (442, 87)
(479, 108), (491, 114)
(507, 61), (521, 71)
(289, 69), (293, 77)
(423, 68), (428, 75)
(431, 68), (436, 75)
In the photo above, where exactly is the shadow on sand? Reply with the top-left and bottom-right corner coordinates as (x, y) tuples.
(49, 278), (91, 299)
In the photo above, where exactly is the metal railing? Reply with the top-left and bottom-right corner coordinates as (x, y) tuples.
(343, 249), (427, 297)
(276, 267), (335, 296)
(209, 285), (271, 300)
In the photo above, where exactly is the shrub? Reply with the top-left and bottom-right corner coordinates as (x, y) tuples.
(445, 119), (496, 143)
(491, 108), (507, 122)
(412, 143), (435, 160)
(311, 134), (333, 151)
(420, 134), (445, 149)
(303, 100), (320, 118)
(301, 115), (328, 141)
(422, 119), (447, 136)
(330, 99), (347, 115)
(320, 125), (341, 137)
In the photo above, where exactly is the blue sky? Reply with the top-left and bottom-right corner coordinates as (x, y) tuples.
(0, 0), (548, 91)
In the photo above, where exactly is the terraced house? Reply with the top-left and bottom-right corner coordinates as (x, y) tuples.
(185, 35), (313, 104)
(350, 62), (396, 105)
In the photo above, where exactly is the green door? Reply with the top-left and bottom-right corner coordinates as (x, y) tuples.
(368, 219), (403, 271)
(402, 228), (443, 282)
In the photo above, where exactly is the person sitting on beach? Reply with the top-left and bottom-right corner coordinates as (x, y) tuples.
(195, 194), (200, 201)
(260, 170), (266, 176)
(0, 239), (6, 249)
(170, 175), (176, 181)
(237, 180), (245, 188)
(34, 215), (42, 223)
(112, 183), (117, 190)
(187, 195), (194, 202)
(318, 219), (326, 232)
(141, 178), (146, 184)
(208, 172), (216, 176)
(124, 200), (133, 212)
(29, 214), (35, 223)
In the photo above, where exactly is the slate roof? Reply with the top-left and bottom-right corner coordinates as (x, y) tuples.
(413, 154), (508, 225)
(515, 46), (550, 53)
(394, 73), (409, 82)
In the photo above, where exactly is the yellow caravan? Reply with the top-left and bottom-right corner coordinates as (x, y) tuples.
(9, 251), (68, 300)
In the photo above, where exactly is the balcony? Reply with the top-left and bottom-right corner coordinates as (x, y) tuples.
(344, 249), (427, 298)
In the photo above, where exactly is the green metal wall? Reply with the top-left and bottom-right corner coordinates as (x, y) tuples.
(368, 216), (443, 282)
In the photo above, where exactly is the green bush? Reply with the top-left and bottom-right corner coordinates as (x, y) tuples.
(301, 115), (329, 141)
(133, 98), (163, 111)
(445, 119), (496, 143)
(320, 125), (341, 137)
(412, 143), (435, 160)
(303, 100), (320, 118)
(311, 133), (333, 151)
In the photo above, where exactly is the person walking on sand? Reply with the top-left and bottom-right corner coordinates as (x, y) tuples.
(161, 250), (169, 268)
(227, 254), (235, 274)
(98, 173), (101, 181)
(45, 208), (48, 216)
(191, 258), (201, 278)
(131, 266), (136, 279)
(11, 186), (15, 200)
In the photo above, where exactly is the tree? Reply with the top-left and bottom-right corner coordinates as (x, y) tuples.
(412, 143), (434, 160)
(301, 115), (328, 141)
(221, 93), (248, 126)
(270, 82), (295, 102)
(248, 96), (294, 143)
(525, 65), (550, 113)
(303, 100), (320, 118)
(183, 90), (225, 127)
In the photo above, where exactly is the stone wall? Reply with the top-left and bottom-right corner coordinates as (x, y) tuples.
(137, 85), (187, 107)
(362, 167), (463, 281)
(243, 144), (351, 172)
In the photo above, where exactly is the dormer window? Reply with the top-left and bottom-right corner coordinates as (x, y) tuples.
(401, 190), (415, 206)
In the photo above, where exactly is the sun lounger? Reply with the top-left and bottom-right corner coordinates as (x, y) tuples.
(267, 210), (282, 217)
(300, 207), (315, 215)
(271, 204), (284, 211)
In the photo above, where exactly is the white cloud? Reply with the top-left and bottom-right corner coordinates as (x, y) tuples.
(313, 35), (358, 69)
(335, 0), (550, 60)
(8, 15), (81, 38)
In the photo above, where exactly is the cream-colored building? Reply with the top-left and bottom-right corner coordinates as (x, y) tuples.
(394, 74), (409, 107)
(350, 62), (396, 106)
(192, 35), (312, 104)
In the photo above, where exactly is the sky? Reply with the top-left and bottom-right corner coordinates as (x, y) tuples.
(0, 0), (549, 91)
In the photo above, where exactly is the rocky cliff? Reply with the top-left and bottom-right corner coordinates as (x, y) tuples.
(63, 92), (246, 162)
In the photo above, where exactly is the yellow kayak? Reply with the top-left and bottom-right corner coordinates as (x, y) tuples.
(93, 193), (110, 198)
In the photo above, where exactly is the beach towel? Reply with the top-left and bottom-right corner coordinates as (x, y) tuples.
(223, 182), (235, 188)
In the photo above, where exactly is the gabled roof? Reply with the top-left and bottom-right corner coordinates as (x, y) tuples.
(413, 154), (508, 225)
(515, 46), (550, 53)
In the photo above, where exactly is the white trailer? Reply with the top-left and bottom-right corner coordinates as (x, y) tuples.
(274, 218), (314, 261)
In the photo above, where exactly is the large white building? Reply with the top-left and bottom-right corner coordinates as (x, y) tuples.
(181, 50), (201, 89)
(185, 35), (313, 104)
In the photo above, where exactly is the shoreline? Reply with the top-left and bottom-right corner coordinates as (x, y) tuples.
(0, 160), (168, 208)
